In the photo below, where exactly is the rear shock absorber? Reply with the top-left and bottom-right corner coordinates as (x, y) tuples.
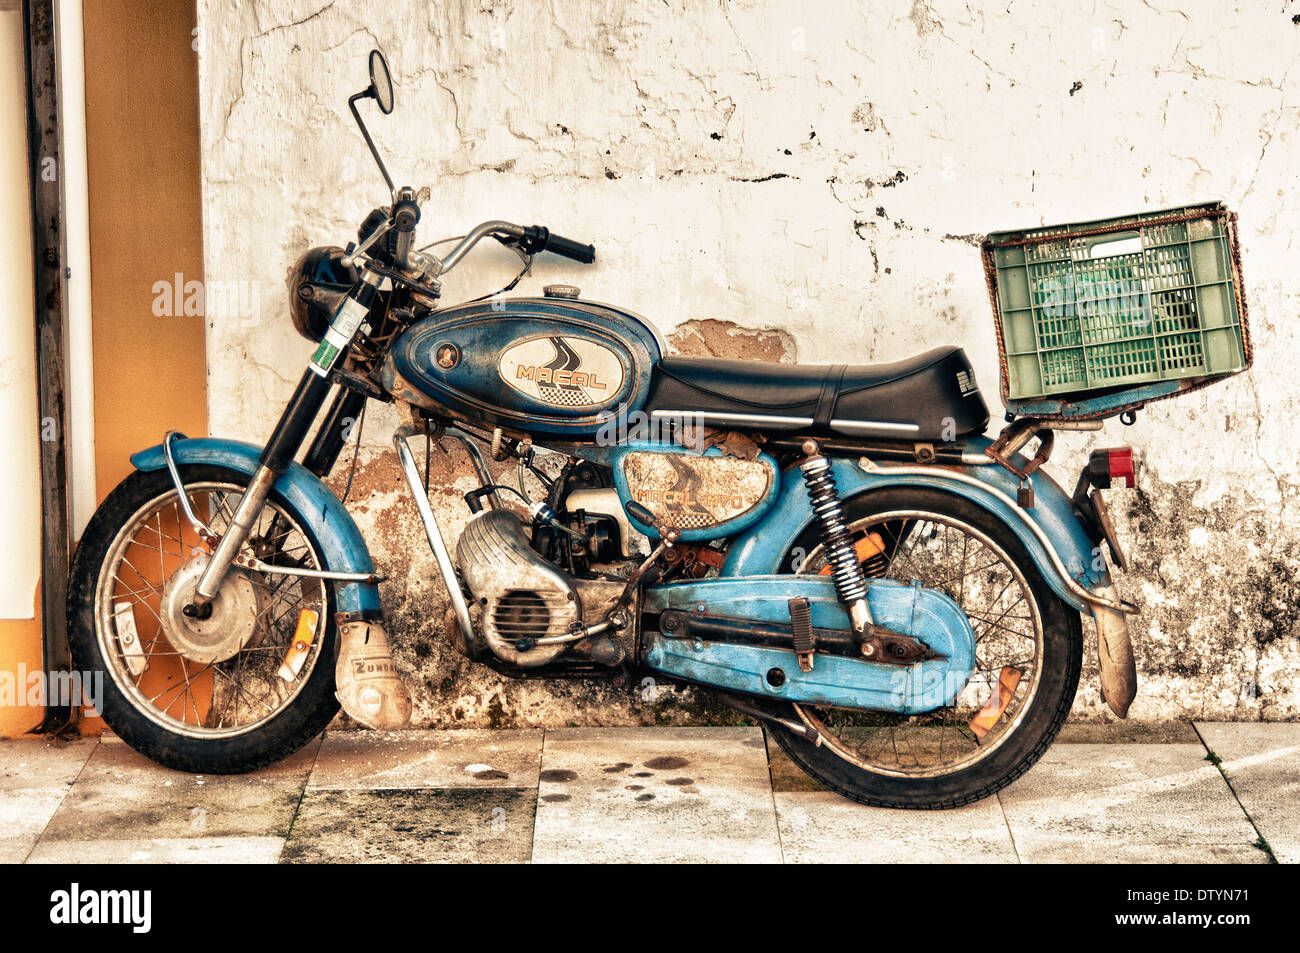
(799, 440), (875, 638)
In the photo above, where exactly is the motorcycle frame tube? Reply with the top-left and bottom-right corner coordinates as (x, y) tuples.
(443, 426), (502, 508)
(129, 437), (382, 616)
(393, 426), (476, 643)
(722, 436), (1125, 615)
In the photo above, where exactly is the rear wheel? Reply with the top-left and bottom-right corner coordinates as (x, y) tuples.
(68, 464), (340, 773)
(768, 487), (1081, 809)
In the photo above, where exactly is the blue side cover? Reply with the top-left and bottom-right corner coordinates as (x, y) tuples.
(643, 575), (975, 713)
(609, 441), (782, 543)
(722, 436), (1107, 612)
(130, 437), (381, 616)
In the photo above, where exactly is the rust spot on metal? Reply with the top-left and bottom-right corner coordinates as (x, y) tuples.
(623, 450), (773, 529)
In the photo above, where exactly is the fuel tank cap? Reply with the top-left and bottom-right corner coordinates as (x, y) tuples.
(543, 284), (581, 299)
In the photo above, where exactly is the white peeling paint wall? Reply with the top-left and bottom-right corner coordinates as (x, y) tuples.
(195, 0), (1300, 722)
(0, 9), (40, 619)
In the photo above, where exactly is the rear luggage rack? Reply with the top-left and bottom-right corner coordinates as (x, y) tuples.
(982, 201), (1252, 421)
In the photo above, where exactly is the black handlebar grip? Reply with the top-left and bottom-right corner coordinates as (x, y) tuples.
(520, 224), (595, 263)
(546, 232), (596, 264)
(393, 197), (421, 232)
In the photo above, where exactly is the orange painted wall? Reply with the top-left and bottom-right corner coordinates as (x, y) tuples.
(75, 0), (208, 734)
(0, 606), (45, 735)
(83, 0), (207, 498)
(0, 1), (207, 738)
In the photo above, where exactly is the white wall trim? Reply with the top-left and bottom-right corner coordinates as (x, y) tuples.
(0, 6), (38, 617)
(55, 0), (95, 540)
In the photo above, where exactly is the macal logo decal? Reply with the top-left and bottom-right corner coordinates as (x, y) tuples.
(499, 335), (625, 408)
(515, 364), (608, 390)
(634, 487), (746, 510)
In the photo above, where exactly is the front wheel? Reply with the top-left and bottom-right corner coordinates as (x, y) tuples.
(768, 487), (1082, 809)
(67, 464), (340, 773)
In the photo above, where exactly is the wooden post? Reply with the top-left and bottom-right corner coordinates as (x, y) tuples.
(24, 0), (74, 732)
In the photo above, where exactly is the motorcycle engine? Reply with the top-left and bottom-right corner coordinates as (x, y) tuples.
(454, 508), (579, 667)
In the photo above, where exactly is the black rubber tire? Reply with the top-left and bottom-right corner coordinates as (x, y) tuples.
(767, 487), (1082, 809)
(67, 464), (340, 774)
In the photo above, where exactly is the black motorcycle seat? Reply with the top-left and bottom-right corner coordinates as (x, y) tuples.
(644, 345), (990, 441)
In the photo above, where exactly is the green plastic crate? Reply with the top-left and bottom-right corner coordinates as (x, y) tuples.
(982, 202), (1251, 405)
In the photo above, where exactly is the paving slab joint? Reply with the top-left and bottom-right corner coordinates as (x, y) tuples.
(1192, 724), (1278, 864)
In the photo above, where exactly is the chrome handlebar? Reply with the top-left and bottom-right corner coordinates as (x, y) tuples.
(434, 220), (526, 275)
(349, 202), (583, 283)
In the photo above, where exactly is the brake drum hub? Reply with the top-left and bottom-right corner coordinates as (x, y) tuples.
(161, 554), (261, 664)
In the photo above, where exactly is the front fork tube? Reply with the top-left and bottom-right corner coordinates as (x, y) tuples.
(192, 368), (335, 606)
(303, 386), (367, 477)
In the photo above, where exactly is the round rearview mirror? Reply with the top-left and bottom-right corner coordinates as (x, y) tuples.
(369, 49), (394, 114)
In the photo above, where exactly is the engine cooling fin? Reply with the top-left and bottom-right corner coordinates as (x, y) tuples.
(454, 508), (578, 666)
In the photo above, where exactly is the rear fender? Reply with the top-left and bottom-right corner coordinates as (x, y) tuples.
(721, 438), (1114, 615)
(129, 437), (381, 617)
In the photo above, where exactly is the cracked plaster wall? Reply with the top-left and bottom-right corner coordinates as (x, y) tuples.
(195, 0), (1300, 724)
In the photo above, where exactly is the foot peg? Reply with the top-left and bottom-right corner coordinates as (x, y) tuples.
(335, 621), (412, 729)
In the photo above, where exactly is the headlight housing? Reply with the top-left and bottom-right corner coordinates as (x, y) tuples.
(286, 245), (359, 342)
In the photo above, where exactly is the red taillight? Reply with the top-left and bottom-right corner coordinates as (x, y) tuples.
(1106, 447), (1135, 488)
(1085, 446), (1136, 490)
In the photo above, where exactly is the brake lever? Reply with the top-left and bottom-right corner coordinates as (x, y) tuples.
(494, 235), (532, 266)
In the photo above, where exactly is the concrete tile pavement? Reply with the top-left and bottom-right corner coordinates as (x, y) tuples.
(1196, 722), (1300, 865)
(0, 724), (1288, 863)
(774, 792), (1019, 863)
(39, 734), (319, 848)
(305, 729), (543, 791)
(0, 737), (96, 864)
(996, 743), (1265, 863)
(27, 836), (285, 863)
(531, 727), (781, 863)
(282, 788), (537, 863)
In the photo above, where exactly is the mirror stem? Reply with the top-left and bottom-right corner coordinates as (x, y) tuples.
(349, 91), (395, 200)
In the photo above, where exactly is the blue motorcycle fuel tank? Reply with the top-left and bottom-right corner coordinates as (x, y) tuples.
(381, 296), (663, 440)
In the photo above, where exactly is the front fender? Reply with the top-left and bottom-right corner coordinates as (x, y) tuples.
(721, 438), (1110, 615)
(130, 437), (381, 617)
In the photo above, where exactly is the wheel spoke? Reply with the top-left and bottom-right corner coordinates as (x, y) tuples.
(790, 508), (1045, 779)
(95, 480), (328, 740)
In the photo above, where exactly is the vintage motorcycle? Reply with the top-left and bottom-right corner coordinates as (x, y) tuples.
(68, 49), (1158, 809)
